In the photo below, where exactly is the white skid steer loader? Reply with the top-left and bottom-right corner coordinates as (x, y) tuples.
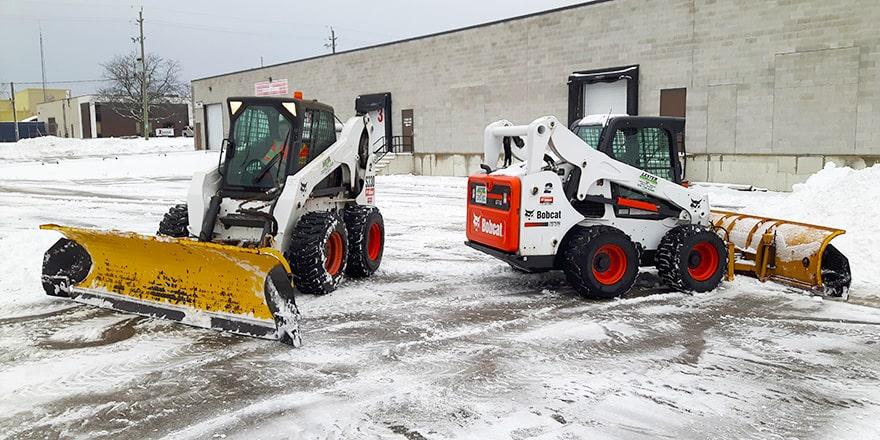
(41, 94), (392, 345)
(466, 115), (851, 298)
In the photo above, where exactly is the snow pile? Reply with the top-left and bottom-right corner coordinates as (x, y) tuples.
(0, 136), (193, 162)
(741, 162), (880, 295)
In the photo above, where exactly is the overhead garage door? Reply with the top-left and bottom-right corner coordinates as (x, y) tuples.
(205, 103), (223, 150)
(584, 80), (628, 116)
(567, 65), (639, 126)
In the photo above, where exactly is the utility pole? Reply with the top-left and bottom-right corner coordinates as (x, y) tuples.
(136, 7), (149, 140)
(10, 82), (19, 142)
(39, 25), (47, 103)
(325, 26), (337, 54)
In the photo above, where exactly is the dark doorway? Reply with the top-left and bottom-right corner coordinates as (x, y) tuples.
(660, 88), (687, 179)
(401, 109), (414, 153)
(80, 103), (92, 138)
(355, 92), (394, 152)
(660, 88), (687, 117)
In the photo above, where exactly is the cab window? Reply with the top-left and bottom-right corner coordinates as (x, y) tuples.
(299, 109), (337, 165)
(575, 125), (602, 149)
(313, 110), (337, 152)
(225, 105), (292, 189)
(576, 125), (626, 154)
(607, 127), (673, 181)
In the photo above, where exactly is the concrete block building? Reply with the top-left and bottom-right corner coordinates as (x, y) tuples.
(191, 0), (880, 190)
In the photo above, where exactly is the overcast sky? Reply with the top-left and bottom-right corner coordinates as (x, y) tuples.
(0, 0), (585, 97)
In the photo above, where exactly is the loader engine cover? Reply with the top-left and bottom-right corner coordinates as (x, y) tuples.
(466, 175), (521, 252)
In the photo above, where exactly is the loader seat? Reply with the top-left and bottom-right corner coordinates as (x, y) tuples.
(563, 167), (605, 218)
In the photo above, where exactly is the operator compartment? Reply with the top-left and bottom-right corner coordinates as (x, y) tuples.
(466, 174), (521, 253)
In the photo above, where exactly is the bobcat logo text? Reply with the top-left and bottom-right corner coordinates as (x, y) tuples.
(472, 214), (503, 237)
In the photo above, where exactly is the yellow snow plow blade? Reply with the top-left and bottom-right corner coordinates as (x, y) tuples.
(40, 224), (301, 345)
(711, 211), (851, 296)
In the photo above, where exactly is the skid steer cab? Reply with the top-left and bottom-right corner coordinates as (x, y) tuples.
(466, 115), (851, 299)
(41, 94), (391, 345)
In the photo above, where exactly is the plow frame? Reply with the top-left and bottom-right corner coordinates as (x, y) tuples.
(711, 210), (846, 293)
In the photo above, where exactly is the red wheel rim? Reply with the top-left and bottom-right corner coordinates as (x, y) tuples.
(324, 231), (344, 276)
(688, 242), (719, 282)
(367, 223), (382, 261)
(592, 244), (627, 285)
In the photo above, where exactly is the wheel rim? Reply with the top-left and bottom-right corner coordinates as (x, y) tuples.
(592, 244), (627, 285)
(367, 223), (382, 261)
(688, 242), (719, 282)
(324, 231), (344, 276)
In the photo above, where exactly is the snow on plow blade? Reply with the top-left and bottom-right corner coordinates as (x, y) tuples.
(711, 211), (851, 296)
(40, 224), (301, 345)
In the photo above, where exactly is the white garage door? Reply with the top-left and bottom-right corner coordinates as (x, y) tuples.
(584, 80), (629, 116)
(205, 103), (223, 150)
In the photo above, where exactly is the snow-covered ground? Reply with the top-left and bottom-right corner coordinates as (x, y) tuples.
(0, 135), (193, 162)
(1, 138), (879, 439)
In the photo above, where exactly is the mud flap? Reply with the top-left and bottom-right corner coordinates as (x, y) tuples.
(711, 211), (851, 296)
(40, 224), (301, 345)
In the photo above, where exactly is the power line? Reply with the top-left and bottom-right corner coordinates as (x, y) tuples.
(0, 0), (139, 7)
(1, 10), (401, 41)
(145, 6), (404, 40)
(150, 19), (324, 40)
(0, 13), (131, 24)
(2, 79), (110, 85)
(332, 25), (400, 40)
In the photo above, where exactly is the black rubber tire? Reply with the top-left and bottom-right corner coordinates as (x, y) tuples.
(344, 205), (384, 278)
(656, 224), (728, 293)
(820, 244), (851, 297)
(562, 225), (640, 299)
(288, 211), (349, 295)
(42, 238), (92, 297)
(157, 204), (189, 237)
